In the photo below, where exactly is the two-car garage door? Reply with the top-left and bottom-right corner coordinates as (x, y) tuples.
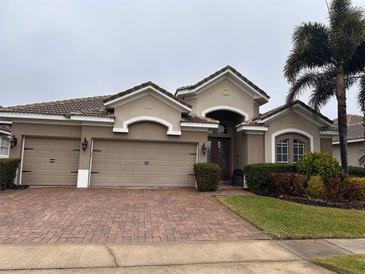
(90, 140), (197, 187)
(21, 137), (197, 187)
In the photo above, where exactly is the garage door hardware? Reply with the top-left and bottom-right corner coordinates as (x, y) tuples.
(24, 148), (34, 150)
(70, 171), (78, 174)
(91, 171), (100, 174)
(22, 170), (32, 173)
(72, 149), (80, 151)
(189, 153), (197, 155)
(144, 161), (149, 165)
(93, 149), (102, 152)
(188, 173), (196, 176)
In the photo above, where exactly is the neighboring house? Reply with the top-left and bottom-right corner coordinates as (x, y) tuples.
(0, 66), (337, 188)
(333, 114), (364, 167)
(0, 105), (12, 158)
(0, 124), (11, 158)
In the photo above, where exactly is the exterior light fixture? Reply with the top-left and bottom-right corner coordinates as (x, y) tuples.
(81, 138), (88, 151)
(10, 135), (17, 148)
(201, 142), (207, 155)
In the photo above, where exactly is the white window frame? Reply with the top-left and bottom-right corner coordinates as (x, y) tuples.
(0, 135), (10, 158)
(293, 139), (305, 163)
(276, 138), (289, 164)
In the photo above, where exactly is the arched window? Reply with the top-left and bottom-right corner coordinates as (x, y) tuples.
(276, 139), (289, 163)
(293, 139), (305, 163)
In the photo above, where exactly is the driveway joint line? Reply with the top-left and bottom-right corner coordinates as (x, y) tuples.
(322, 239), (355, 254)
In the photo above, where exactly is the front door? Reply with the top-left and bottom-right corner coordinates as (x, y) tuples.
(207, 138), (230, 178)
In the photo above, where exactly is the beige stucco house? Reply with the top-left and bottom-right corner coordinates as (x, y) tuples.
(333, 115), (364, 167)
(0, 66), (337, 188)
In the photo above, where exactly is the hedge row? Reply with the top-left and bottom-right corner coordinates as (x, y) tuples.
(0, 158), (21, 191)
(245, 163), (297, 194)
(348, 166), (365, 177)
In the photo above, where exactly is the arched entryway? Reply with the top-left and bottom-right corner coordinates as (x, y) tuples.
(205, 109), (246, 180)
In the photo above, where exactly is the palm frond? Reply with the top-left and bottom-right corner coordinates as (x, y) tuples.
(345, 42), (365, 74)
(284, 22), (332, 83)
(330, 0), (365, 62)
(286, 72), (319, 104)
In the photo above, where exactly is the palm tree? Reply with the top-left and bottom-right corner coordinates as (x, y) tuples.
(284, 0), (365, 176)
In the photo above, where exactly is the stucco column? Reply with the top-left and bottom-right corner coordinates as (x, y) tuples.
(244, 132), (265, 165)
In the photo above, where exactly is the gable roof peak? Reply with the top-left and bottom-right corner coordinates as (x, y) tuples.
(175, 65), (270, 101)
(103, 81), (192, 110)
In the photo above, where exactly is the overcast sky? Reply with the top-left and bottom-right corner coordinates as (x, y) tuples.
(0, 0), (364, 118)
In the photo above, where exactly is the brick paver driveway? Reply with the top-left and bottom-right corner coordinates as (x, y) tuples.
(0, 188), (268, 244)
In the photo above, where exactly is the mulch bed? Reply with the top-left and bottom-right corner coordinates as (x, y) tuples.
(279, 195), (365, 210)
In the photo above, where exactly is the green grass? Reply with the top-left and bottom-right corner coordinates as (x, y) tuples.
(312, 255), (365, 274)
(218, 195), (365, 239)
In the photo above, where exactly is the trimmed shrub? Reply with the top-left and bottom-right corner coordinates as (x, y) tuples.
(298, 152), (340, 180)
(194, 163), (221, 192)
(348, 166), (365, 177)
(307, 176), (325, 199)
(325, 177), (344, 201)
(244, 163), (297, 194)
(0, 158), (21, 191)
(344, 177), (365, 201)
(268, 172), (307, 196)
(325, 177), (365, 202)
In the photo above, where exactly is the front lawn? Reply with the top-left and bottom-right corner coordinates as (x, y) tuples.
(312, 254), (365, 274)
(218, 195), (365, 239)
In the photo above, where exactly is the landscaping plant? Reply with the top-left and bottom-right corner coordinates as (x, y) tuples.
(268, 173), (307, 197)
(297, 152), (340, 180)
(307, 176), (325, 199)
(193, 163), (221, 192)
(0, 158), (21, 191)
(244, 163), (297, 194)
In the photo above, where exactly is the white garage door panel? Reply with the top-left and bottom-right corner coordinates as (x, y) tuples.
(91, 140), (196, 187)
(22, 138), (80, 186)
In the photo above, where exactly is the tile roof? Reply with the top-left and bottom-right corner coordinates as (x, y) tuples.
(181, 113), (218, 124)
(175, 65), (270, 99)
(333, 114), (364, 142)
(237, 100), (333, 127)
(0, 95), (112, 117)
(258, 100), (333, 124)
(104, 81), (191, 109)
(0, 82), (191, 118)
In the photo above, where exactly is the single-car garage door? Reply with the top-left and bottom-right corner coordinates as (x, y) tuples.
(22, 137), (80, 186)
(91, 140), (197, 187)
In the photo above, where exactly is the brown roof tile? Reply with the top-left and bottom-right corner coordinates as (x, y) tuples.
(176, 65), (270, 99)
(0, 95), (112, 117)
(258, 100), (333, 124)
(181, 113), (218, 124)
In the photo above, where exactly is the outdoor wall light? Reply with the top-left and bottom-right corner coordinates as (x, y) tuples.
(10, 135), (17, 148)
(81, 138), (88, 151)
(201, 142), (207, 155)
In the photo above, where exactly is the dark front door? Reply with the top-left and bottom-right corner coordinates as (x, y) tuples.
(207, 138), (230, 178)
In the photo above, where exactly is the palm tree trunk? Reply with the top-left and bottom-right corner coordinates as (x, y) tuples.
(336, 66), (348, 177)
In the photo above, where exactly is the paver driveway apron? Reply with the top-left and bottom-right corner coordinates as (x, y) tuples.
(0, 188), (268, 244)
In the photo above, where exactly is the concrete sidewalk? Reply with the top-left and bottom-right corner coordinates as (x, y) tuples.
(0, 239), (363, 273)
